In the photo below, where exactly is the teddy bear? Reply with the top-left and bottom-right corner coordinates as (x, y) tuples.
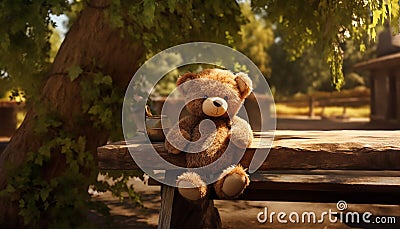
(165, 68), (253, 201)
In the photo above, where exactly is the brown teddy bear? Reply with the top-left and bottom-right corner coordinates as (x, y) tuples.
(165, 68), (254, 201)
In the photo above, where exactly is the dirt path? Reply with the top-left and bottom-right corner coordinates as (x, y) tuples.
(91, 179), (400, 229)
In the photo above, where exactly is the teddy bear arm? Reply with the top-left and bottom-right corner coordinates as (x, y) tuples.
(230, 116), (253, 149)
(165, 116), (196, 154)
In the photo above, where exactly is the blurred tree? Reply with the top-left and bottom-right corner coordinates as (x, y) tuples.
(268, 36), (376, 97)
(0, 0), (245, 227)
(237, 2), (274, 91)
(268, 39), (328, 97)
(0, 0), (398, 227)
(253, 0), (399, 90)
(152, 2), (275, 96)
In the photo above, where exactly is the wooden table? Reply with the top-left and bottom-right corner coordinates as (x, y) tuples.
(0, 137), (10, 153)
(97, 130), (400, 229)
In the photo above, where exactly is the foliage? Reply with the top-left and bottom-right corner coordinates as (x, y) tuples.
(252, 0), (399, 90)
(105, 0), (245, 54)
(0, 71), (141, 227)
(0, 0), (246, 227)
(3, 135), (96, 227)
(268, 35), (375, 97)
(236, 2), (274, 91)
(0, 0), (399, 227)
(151, 2), (275, 96)
(94, 170), (145, 204)
(0, 0), (76, 100)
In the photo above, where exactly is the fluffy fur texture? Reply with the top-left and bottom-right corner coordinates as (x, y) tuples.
(177, 172), (208, 201)
(165, 68), (253, 201)
(214, 165), (250, 199)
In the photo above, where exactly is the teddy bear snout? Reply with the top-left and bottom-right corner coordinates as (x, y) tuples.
(213, 100), (223, 107)
(202, 97), (228, 117)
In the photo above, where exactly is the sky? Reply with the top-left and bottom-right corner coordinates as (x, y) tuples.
(50, 13), (69, 41)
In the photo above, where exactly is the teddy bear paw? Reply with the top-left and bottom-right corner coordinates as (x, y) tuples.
(177, 180), (203, 201)
(221, 173), (247, 198)
(177, 172), (207, 201)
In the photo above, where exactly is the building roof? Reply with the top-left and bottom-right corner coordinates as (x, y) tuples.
(354, 52), (400, 70)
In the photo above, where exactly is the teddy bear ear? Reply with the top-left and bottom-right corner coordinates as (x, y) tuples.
(176, 72), (197, 94)
(235, 72), (253, 99)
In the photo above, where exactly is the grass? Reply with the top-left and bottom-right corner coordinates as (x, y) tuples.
(275, 103), (370, 118)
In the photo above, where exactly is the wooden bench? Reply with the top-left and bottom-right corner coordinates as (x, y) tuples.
(97, 130), (400, 229)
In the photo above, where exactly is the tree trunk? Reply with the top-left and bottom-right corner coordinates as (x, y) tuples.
(0, 0), (144, 226)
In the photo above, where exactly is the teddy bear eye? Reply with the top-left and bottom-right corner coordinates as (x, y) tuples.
(224, 96), (229, 100)
(203, 95), (208, 99)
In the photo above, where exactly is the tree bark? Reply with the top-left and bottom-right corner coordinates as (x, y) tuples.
(0, 0), (144, 226)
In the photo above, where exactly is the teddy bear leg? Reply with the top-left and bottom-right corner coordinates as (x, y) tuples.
(177, 172), (208, 201)
(214, 165), (250, 199)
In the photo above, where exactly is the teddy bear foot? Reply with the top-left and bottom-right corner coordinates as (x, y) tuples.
(215, 165), (250, 199)
(177, 172), (207, 201)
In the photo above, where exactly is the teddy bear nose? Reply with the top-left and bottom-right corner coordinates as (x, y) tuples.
(213, 100), (222, 107)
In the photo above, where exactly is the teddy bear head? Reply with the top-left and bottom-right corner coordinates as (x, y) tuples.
(176, 68), (253, 119)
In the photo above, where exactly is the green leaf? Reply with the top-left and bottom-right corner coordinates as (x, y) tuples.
(143, 0), (156, 28)
(359, 43), (366, 52)
(38, 144), (51, 158)
(76, 136), (87, 153)
(167, 0), (176, 13)
(5, 184), (16, 193)
(40, 188), (50, 201)
(67, 65), (83, 81)
(34, 156), (43, 166)
(88, 105), (102, 116)
(19, 199), (25, 208)
(69, 161), (79, 173)
(94, 74), (112, 86)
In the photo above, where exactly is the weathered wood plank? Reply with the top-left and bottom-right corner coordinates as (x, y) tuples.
(238, 189), (400, 204)
(146, 170), (400, 204)
(248, 171), (400, 191)
(148, 170), (400, 192)
(157, 185), (174, 229)
(98, 131), (400, 171)
(240, 170), (400, 203)
(354, 52), (400, 70)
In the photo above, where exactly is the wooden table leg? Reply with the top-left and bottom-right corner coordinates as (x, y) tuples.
(158, 185), (175, 229)
(157, 185), (221, 229)
(170, 189), (221, 229)
(158, 168), (222, 229)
